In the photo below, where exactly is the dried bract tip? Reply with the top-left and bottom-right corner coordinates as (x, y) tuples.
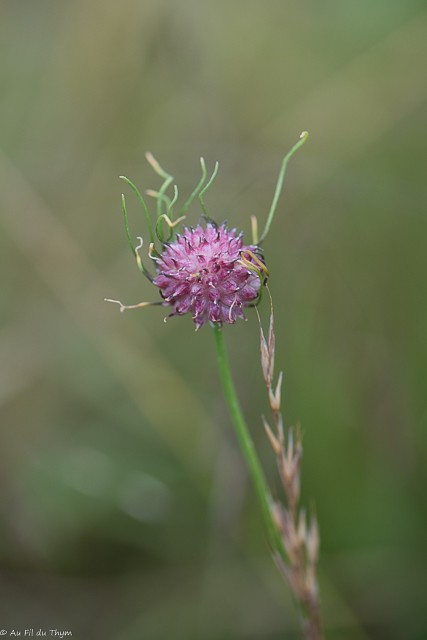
(104, 298), (158, 313)
(269, 371), (283, 412)
(286, 428), (295, 464)
(262, 415), (282, 456)
(307, 514), (320, 565)
(298, 508), (307, 544)
(260, 325), (271, 385)
(251, 215), (259, 244)
(267, 301), (275, 378)
(145, 151), (171, 179)
(271, 500), (285, 533)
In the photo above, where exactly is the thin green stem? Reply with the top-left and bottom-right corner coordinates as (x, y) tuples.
(259, 131), (309, 244)
(199, 161), (219, 218)
(178, 157), (208, 217)
(212, 324), (286, 559)
(119, 176), (155, 245)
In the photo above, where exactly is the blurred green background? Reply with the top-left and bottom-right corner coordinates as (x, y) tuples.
(1, 1), (426, 638)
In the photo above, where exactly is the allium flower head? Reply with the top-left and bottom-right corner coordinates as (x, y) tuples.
(153, 223), (263, 329)
(107, 134), (308, 328)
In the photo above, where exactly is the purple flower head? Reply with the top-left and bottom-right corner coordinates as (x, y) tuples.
(107, 138), (309, 326)
(153, 222), (264, 329)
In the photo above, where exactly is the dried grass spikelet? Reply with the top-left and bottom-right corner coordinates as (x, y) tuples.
(257, 286), (323, 640)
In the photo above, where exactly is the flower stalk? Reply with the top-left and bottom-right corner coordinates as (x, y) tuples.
(212, 323), (285, 557)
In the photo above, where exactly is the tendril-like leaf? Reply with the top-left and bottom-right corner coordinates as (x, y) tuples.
(259, 131), (309, 244)
(145, 152), (174, 219)
(120, 194), (153, 281)
(120, 175), (155, 245)
(199, 161), (219, 218)
(178, 157), (208, 217)
(156, 214), (186, 243)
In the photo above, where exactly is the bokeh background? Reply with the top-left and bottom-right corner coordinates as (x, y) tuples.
(1, 1), (426, 638)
